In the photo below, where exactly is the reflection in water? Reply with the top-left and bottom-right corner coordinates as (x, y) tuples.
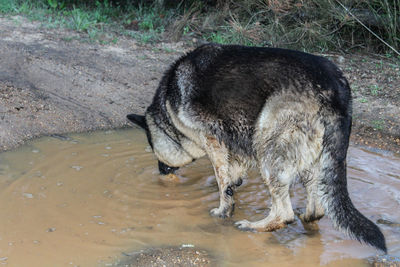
(0, 128), (399, 266)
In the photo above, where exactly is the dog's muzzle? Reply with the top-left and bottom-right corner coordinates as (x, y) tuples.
(158, 161), (179, 175)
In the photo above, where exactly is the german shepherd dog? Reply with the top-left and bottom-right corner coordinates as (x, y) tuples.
(127, 44), (386, 252)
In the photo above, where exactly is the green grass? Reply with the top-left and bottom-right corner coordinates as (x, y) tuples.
(171, 0), (400, 53)
(207, 32), (230, 45)
(123, 30), (161, 44)
(0, 0), (399, 54)
(371, 119), (385, 130)
(370, 84), (381, 96)
(0, 0), (174, 44)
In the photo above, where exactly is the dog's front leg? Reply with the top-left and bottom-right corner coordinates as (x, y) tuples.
(204, 136), (234, 218)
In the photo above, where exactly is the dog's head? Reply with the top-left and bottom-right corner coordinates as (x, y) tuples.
(127, 113), (193, 175)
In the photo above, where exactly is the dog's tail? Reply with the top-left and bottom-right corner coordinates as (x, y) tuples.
(319, 119), (387, 253)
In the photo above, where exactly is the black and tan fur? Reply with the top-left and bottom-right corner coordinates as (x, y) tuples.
(127, 44), (387, 252)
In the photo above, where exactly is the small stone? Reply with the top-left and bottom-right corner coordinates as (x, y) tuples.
(23, 193), (34, 198)
(377, 218), (400, 227)
(368, 255), (400, 266)
(71, 165), (82, 171)
(181, 244), (194, 248)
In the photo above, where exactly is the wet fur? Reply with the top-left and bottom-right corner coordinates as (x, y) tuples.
(127, 44), (387, 252)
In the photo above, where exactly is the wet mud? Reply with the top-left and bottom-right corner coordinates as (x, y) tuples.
(0, 128), (399, 266)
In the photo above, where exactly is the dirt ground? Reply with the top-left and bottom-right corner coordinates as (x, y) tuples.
(0, 16), (188, 151)
(1, 16), (399, 155)
(326, 53), (400, 154)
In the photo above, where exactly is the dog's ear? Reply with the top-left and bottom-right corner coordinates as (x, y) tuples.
(127, 114), (147, 129)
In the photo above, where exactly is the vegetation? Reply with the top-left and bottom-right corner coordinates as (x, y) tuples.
(0, 0), (399, 55)
(0, 0), (176, 44)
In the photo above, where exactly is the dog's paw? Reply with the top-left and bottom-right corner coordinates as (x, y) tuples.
(234, 220), (256, 232)
(235, 218), (289, 232)
(298, 213), (320, 231)
(298, 212), (324, 224)
(210, 206), (231, 218)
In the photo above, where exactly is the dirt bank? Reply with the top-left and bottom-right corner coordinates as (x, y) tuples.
(0, 16), (189, 151)
(0, 15), (399, 154)
(327, 53), (400, 154)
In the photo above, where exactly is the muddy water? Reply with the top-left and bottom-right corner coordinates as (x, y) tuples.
(0, 129), (399, 266)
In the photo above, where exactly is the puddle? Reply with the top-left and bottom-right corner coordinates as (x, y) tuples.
(0, 128), (399, 266)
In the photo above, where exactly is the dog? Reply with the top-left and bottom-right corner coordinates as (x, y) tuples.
(127, 43), (386, 252)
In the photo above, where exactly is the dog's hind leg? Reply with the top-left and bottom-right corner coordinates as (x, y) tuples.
(299, 170), (325, 223)
(204, 136), (235, 218)
(235, 162), (295, 232)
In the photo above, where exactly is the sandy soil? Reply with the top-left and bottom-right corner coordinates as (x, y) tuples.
(1, 16), (399, 155)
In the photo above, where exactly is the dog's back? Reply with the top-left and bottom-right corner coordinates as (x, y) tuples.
(166, 45), (350, 156)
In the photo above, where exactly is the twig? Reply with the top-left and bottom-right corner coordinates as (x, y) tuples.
(280, 30), (306, 46)
(335, 0), (400, 57)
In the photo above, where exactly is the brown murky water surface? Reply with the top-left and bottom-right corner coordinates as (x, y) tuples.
(0, 128), (399, 266)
